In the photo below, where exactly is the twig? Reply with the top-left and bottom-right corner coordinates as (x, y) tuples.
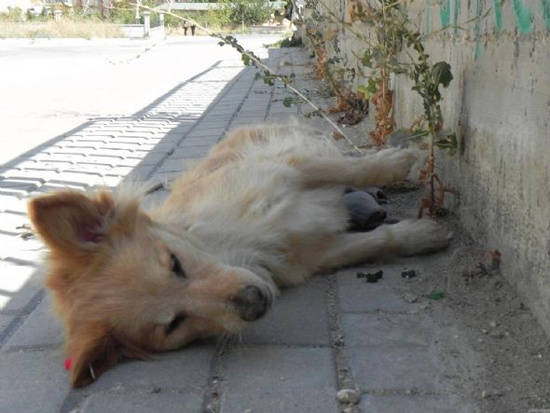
(137, 4), (362, 153)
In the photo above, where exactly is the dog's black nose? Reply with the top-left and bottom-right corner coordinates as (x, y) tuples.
(232, 285), (270, 322)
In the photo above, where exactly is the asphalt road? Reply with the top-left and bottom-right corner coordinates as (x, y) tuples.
(0, 35), (280, 165)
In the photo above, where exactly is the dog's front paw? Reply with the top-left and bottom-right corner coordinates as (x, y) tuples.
(389, 219), (451, 255)
(375, 148), (419, 183)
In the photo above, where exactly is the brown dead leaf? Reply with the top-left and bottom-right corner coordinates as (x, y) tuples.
(332, 131), (345, 141)
(337, 110), (364, 125)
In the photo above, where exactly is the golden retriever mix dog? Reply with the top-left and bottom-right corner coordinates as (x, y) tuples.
(28, 124), (449, 387)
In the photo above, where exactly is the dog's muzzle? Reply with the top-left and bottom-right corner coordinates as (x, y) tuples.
(231, 285), (271, 322)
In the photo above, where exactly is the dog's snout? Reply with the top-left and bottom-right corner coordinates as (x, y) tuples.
(232, 285), (270, 322)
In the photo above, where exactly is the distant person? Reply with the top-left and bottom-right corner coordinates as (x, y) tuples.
(284, 1), (293, 20)
(191, 23), (196, 36)
(183, 20), (189, 36)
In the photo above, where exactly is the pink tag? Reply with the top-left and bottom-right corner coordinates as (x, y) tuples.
(64, 358), (73, 371)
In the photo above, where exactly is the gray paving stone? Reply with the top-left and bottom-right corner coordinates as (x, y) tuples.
(360, 395), (474, 413)
(137, 142), (177, 154)
(0, 179), (40, 195)
(221, 347), (338, 413)
(170, 145), (210, 159)
(66, 164), (112, 174)
(33, 182), (89, 195)
(106, 165), (137, 177)
(124, 164), (158, 181)
(48, 171), (108, 187)
(186, 129), (222, 139)
(108, 136), (149, 145)
(241, 277), (330, 346)
(342, 313), (434, 347)
(0, 350), (70, 413)
(346, 346), (443, 391)
(117, 129), (156, 135)
(183, 136), (220, 146)
(101, 142), (141, 151)
(116, 157), (145, 168)
(195, 120), (230, 129)
(80, 389), (204, 413)
(88, 346), (214, 391)
(337, 268), (418, 313)
(147, 171), (183, 186)
(16, 160), (72, 172)
(89, 148), (134, 158)
(32, 154), (86, 164)
(0, 194), (27, 214)
(0, 264), (43, 312)
(5, 293), (63, 348)
(156, 158), (195, 174)
(178, 140), (216, 149)
(156, 133), (188, 143)
(0, 313), (14, 331)
(133, 152), (167, 166)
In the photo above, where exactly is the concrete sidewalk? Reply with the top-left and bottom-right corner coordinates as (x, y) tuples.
(0, 47), (480, 413)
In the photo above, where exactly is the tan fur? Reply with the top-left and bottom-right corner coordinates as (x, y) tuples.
(28, 123), (450, 387)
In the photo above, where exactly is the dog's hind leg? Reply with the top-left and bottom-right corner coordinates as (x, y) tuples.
(296, 148), (419, 189)
(317, 219), (450, 271)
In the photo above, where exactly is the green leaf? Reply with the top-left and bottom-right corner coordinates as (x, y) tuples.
(361, 51), (372, 68)
(241, 54), (251, 66)
(434, 133), (458, 155)
(427, 290), (445, 300)
(282, 97), (295, 108)
(405, 130), (429, 140)
(432, 61), (453, 88)
(357, 78), (377, 98)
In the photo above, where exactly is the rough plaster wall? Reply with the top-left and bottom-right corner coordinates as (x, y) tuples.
(396, 0), (550, 338)
(320, 0), (550, 336)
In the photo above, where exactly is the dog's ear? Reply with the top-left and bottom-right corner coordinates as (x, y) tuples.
(67, 320), (151, 388)
(28, 190), (115, 257)
(67, 321), (119, 388)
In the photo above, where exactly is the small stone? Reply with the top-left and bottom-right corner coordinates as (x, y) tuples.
(481, 329), (489, 335)
(357, 270), (383, 283)
(402, 292), (419, 303)
(419, 302), (430, 311)
(337, 389), (361, 404)
(244, 409), (253, 413)
(489, 321), (498, 328)
(365, 273), (379, 283)
(481, 390), (502, 399)
(401, 269), (417, 279)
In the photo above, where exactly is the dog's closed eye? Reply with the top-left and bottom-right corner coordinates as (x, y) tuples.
(170, 253), (186, 278)
(166, 315), (186, 335)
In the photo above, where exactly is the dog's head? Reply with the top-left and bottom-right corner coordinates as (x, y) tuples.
(28, 189), (274, 387)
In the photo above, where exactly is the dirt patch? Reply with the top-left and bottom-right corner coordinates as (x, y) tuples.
(388, 189), (550, 413)
(280, 47), (550, 412)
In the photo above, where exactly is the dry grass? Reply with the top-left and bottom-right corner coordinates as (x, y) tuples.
(0, 20), (124, 39)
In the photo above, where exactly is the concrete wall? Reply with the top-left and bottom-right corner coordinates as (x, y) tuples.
(314, 0), (550, 337)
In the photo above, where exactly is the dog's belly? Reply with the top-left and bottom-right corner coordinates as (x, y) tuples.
(187, 161), (348, 236)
